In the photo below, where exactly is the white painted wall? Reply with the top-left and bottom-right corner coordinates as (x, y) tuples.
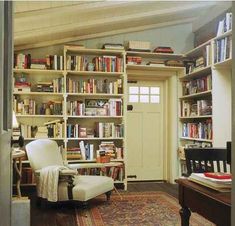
(19, 23), (194, 56)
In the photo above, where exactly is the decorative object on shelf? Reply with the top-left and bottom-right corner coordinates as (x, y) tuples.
(87, 62), (95, 71)
(165, 60), (184, 67)
(85, 99), (108, 108)
(11, 111), (24, 148)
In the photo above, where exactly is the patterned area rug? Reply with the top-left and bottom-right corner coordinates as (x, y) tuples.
(76, 191), (215, 226)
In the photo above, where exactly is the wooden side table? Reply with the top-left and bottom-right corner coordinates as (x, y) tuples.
(12, 149), (25, 198)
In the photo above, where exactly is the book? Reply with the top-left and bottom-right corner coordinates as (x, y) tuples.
(102, 43), (124, 50)
(204, 172), (232, 180)
(189, 173), (231, 192)
(153, 46), (174, 53)
(79, 141), (86, 160)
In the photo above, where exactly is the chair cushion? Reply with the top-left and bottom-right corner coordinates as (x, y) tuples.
(57, 175), (114, 201)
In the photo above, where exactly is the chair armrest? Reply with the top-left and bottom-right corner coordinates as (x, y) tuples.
(35, 168), (77, 177)
(59, 169), (78, 176)
(68, 163), (104, 169)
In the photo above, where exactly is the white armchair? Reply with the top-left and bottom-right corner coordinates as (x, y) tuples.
(25, 139), (114, 205)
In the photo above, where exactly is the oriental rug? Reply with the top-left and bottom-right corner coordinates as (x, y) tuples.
(76, 191), (215, 226)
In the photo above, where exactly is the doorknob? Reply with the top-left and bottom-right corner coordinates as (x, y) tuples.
(127, 105), (133, 111)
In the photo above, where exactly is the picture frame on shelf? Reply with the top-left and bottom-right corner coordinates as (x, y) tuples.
(85, 99), (108, 108)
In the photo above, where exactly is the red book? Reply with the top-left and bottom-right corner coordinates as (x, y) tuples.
(204, 172), (232, 179)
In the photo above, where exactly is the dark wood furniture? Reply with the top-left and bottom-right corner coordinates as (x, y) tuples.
(184, 148), (228, 176)
(176, 178), (231, 226)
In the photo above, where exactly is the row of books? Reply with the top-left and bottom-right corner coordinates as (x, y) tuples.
(14, 98), (36, 115)
(46, 122), (65, 138)
(98, 141), (123, 160)
(67, 99), (122, 116)
(13, 98), (63, 115)
(181, 99), (212, 117)
(76, 163), (125, 181)
(79, 141), (94, 160)
(36, 77), (64, 93)
(92, 56), (123, 72)
(67, 124), (94, 138)
(185, 45), (211, 74)
(182, 120), (213, 140)
(67, 123), (124, 138)
(66, 78), (122, 94)
(216, 12), (232, 36)
(126, 56), (142, 65)
(66, 55), (123, 72)
(67, 147), (81, 160)
(214, 36), (232, 64)
(14, 53), (64, 70)
(95, 122), (124, 138)
(182, 74), (212, 96)
(20, 122), (64, 138)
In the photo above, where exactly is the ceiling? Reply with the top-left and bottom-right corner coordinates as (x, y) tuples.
(14, 1), (231, 51)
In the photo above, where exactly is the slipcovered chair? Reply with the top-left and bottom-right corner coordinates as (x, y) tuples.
(25, 139), (114, 205)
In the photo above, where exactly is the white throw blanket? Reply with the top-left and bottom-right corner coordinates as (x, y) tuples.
(38, 165), (67, 202)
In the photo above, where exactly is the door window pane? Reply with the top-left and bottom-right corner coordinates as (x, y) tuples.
(140, 95), (149, 103)
(150, 95), (160, 103)
(129, 95), (138, 103)
(129, 86), (139, 94)
(151, 87), (160, 95)
(140, 87), (149, 94)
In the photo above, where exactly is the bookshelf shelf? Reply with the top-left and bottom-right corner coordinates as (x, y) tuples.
(214, 29), (232, 41)
(16, 114), (64, 118)
(180, 66), (211, 81)
(127, 64), (184, 72)
(180, 137), (213, 142)
(13, 92), (64, 96)
(13, 68), (64, 74)
(214, 58), (232, 68)
(66, 70), (123, 77)
(184, 39), (212, 57)
(67, 137), (124, 141)
(126, 51), (183, 60)
(67, 116), (123, 119)
(24, 137), (65, 141)
(67, 159), (96, 163)
(65, 47), (124, 56)
(180, 90), (212, 99)
(67, 93), (123, 97)
(179, 115), (212, 120)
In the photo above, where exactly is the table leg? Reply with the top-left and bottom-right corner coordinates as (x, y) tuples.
(13, 157), (22, 198)
(179, 207), (191, 226)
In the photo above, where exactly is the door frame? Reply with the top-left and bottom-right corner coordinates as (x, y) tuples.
(126, 68), (184, 184)
(0, 2), (13, 226)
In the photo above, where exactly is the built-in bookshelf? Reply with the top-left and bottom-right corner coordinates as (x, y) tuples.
(13, 47), (126, 187)
(178, 12), (232, 175)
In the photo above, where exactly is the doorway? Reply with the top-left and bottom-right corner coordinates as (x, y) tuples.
(126, 80), (165, 180)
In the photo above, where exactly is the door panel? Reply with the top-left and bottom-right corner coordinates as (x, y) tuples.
(126, 112), (143, 168)
(127, 80), (164, 180)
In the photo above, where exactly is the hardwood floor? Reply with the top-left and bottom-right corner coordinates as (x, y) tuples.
(22, 182), (178, 226)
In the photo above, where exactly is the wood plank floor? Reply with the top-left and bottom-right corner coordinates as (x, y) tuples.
(22, 182), (178, 226)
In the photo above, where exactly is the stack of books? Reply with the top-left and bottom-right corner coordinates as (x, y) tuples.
(189, 172), (232, 192)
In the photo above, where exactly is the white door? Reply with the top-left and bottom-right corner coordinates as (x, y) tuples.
(0, 2), (13, 226)
(127, 80), (164, 180)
